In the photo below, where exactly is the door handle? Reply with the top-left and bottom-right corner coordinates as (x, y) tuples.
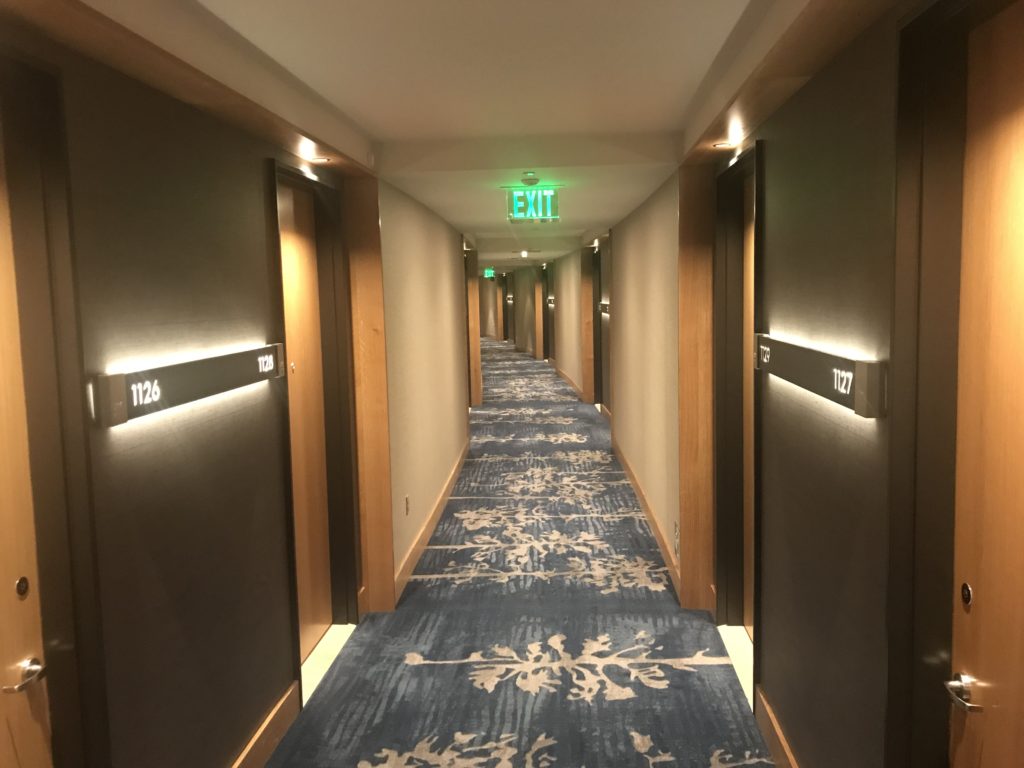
(1, 658), (46, 694)
(944, 673), (983, 713)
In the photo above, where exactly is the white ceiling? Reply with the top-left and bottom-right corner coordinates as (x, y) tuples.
(184, 0), (756, 264)
(195, 0), (751, 141)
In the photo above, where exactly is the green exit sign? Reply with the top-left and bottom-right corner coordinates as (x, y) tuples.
(507, 188), (559, 222)
(483, 267), (495, 279)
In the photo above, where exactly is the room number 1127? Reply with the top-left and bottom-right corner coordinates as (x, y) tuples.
(832, 368), (853, 395)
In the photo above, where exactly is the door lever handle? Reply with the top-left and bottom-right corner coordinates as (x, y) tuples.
(1, 658), (46, 694)
(945, 673), (983, 713)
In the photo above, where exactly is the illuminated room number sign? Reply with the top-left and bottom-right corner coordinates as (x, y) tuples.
(753, 333), (887, 418)
(257, 354), (276, 373)
(832, 368), (853, 395)
(92, 343), (285, 427)
(130, 379), (161, 407)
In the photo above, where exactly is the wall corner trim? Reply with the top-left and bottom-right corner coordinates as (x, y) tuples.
(612, 437), (682, 597)
(394, 438), (469, 597)
(230, 682), (300, 768)
(755, 686), (801, 768)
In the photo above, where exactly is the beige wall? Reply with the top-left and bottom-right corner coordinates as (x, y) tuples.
(610, 171), (680, 552)
(378, 182), (469, 571)
(553, 251), (582, 391)
(479, 276), (498, 338)
(513, 267), (540, 355)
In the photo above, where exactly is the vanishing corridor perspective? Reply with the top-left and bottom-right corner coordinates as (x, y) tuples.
(268, 339), (769, 766)
(4, 3), (1024, 767)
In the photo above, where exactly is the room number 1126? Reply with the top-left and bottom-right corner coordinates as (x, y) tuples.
(130, 379), (161, 406)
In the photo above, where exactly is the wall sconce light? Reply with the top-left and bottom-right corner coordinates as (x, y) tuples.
(755, 334), (886, 418)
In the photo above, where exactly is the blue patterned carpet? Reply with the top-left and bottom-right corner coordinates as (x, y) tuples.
(269, 339), (771, 767)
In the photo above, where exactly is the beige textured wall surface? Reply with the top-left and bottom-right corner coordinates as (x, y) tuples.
(379, 182), (469, 570)
(513, 267), (539, 355)
(479, 276), (498, 337)
(611, 171), (680, 547)
(553, 251), (582, 391)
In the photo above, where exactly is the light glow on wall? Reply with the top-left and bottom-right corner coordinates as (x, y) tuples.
(766, 329), (878, 364)
(105, 341), (266, 376)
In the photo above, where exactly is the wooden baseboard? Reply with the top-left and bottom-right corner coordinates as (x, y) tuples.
(551, 360), (585, 400)
(230, 682), (300, 768)
(356, 585), (367, 616)
(393, 439), (469, 596)
(755, 686), (800, 768)
(611, 437), (682, 597)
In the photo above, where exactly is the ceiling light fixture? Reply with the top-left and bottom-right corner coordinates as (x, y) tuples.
(521, 250), (529, 258)
(521, 171), (540, 187)
(298, 136), (317, 161)
(727, 115), (745, 146)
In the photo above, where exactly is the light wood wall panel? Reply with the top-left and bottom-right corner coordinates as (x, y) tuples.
(678, 163), (716, 614)
(742, 172), (756, 638)
(466, 251), (483, 405)
(533, 277), (544, 361)
(552, 252), (583, 391)
(278, 182), (333, 659)
(341, 177), (396, 613)
(580, 251), (596, 403)
(496, 281), (505, 341)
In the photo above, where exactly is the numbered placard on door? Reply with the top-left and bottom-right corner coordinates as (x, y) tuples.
(93, 343), (285, 426)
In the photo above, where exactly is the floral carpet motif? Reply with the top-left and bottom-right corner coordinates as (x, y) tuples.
(269, 339), (772, 768)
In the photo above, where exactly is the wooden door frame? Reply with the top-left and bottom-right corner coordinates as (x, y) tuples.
(1, 55), (100, 766)
(889, 1), (1017, 765)
(712, 144), (764, 631)
(271, 163), (362, 632)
